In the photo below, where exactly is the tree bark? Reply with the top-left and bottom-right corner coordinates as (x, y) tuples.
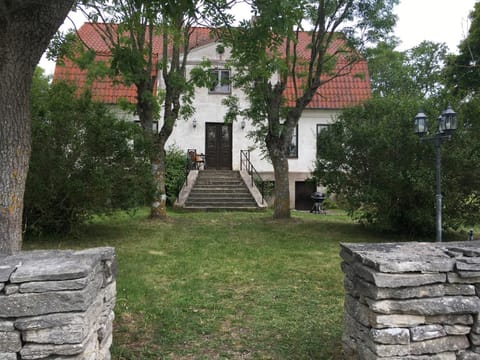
(150, 140), (168, 219)
(267, 135), (291, 219)
(149, 92), (177, 219)
(0, 1), (73, 254)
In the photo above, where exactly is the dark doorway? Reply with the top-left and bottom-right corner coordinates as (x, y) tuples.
(205, 123), (232, 170)
(295, 181), (316, 210)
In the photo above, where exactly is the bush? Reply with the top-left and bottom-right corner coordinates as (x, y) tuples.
(24, 77), (154, 235)
(314, 95), (480, 237)
(165, 146), (187, 205)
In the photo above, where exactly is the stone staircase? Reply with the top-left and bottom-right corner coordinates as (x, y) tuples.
(184, 170), (260, 210)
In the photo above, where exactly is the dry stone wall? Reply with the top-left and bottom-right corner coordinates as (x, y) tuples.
(0, 247), (116, 360)
(342, 241), (480, 360)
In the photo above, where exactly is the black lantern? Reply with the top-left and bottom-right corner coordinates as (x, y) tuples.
(413, 105), (457, 243)
(414, 109), (428, 136)
(439, 105), (457, 135)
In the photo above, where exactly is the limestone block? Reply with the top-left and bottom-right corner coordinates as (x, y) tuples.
(446, 244), (480, 258)
(369, 313), (425, 329)
(345, 295), (371, 327)
(472, 314), (480, 334)
(471, 332), (480, 346)
(98, 311), (114, 347)
(458, 351), (480, 360)
(458, 271), (480, 278)
(340, 242), (456, 273)
(0, 265), (17, 282)
(410, 325), (446, 341)
(354, 276), (446, 300)
(352, 262), (446, 288)
(20, 330), (95, 359)
(448, 272), (480, 284)
(359, 348), (456, 360)
(370, 328), (410, 345)
(0, 320), (14, 331)
(0, 331), (21, 352)
(457, 257), (480, 271)
(368, 335), (469, 357)
(75, 247), (116, 287)
(19, 276), (90, 293)
(444, 284), (476, 296)
(0, 353), (17, 360)
(0, 270), (103, 317)
(426, 314), (474, 326)
(10, 254), (98, 283)
(444, 324), (471, 335)
(4, 284), (19, 295)
(368, 296), (480, 316)
(16, 295), (103, 345)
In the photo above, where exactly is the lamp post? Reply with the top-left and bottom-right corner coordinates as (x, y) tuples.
(414, 105), (457, 242)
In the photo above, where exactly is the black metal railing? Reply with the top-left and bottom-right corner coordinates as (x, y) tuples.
(240, 150), (265, 204)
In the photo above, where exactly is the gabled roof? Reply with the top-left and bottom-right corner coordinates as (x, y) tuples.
(53, 23), (214, 104)
(53, 23), (370, 109)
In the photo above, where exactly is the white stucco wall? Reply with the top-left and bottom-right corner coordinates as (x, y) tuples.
(156, 41), (340, 179)
(116, 41), (342, 208)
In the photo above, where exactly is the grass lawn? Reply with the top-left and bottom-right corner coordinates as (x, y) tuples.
(23, 208), (460, 359)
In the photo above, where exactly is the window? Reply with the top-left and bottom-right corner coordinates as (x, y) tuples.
(287, 125), (298, 158)
(209, 69), (231, 94)
(316, 124), (329, 156)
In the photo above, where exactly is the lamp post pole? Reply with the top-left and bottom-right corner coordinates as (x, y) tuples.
(435, 136), (442, 243)
(414, 105), (457, 243)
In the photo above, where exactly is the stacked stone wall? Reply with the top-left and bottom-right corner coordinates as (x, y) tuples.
(0, 247), (116, 359)
(342, 241), (480, 360)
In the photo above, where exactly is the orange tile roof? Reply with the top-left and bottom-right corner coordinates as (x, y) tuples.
(53, 23), (370, 108)
(53, 23), (214, 104)
(283, 32), (371, 109)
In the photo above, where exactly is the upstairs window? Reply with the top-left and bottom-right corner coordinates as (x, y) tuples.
(209, 69), (231, 94)
(287, 125), (298, 158)
(316, 124), (329, 156)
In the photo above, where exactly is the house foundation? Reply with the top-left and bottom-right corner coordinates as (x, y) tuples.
(0, 247), (116, 359)
(341, 241), (480, 359)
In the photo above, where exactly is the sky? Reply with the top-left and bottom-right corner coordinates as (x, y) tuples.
(38, 0), (478, 75)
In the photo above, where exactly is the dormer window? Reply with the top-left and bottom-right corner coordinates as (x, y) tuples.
(209, 69), (231, 94)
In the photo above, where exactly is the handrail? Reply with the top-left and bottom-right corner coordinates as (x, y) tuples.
(240, 150), (265, 204)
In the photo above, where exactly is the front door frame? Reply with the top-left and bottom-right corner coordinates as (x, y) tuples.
(205, 122), (233, 170)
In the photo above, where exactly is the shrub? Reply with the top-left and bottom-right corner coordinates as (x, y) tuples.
(24, 77), (154, 235)
(314, 96), (480, 236)
(165, 146), (187, 205)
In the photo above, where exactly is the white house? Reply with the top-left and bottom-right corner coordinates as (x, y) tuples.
(54, 23), (371, 210)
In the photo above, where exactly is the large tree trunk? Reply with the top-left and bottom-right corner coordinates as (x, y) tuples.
(150, 140), (168, 219)
(0, 1), (73, 254)
(267, 137), (291, 219)
(150, 98), (177, 219)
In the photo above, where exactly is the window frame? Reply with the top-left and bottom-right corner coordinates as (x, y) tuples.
(208, 69), (231, 94)
(316, 124), (330, 157)
(287, 125), (299, 159)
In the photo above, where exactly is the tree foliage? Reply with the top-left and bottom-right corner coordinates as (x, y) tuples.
(315, 31), (480, 236)
(25, 72), (153, 235)
(444, 2), (480, 98)
(366, 40), (448, 98)
(49, 0), (223, 220)
(218, 0), (398, 219)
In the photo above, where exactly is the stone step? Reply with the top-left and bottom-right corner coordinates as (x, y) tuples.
(183, 170), (261, 211)
(190, 187), (251, 192)
(187, 197), (256, 203)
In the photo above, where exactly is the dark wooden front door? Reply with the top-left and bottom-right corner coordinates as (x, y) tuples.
(205, 123), (232, 170)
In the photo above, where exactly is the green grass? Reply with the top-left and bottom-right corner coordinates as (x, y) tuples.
(23, 209), (464, 359)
